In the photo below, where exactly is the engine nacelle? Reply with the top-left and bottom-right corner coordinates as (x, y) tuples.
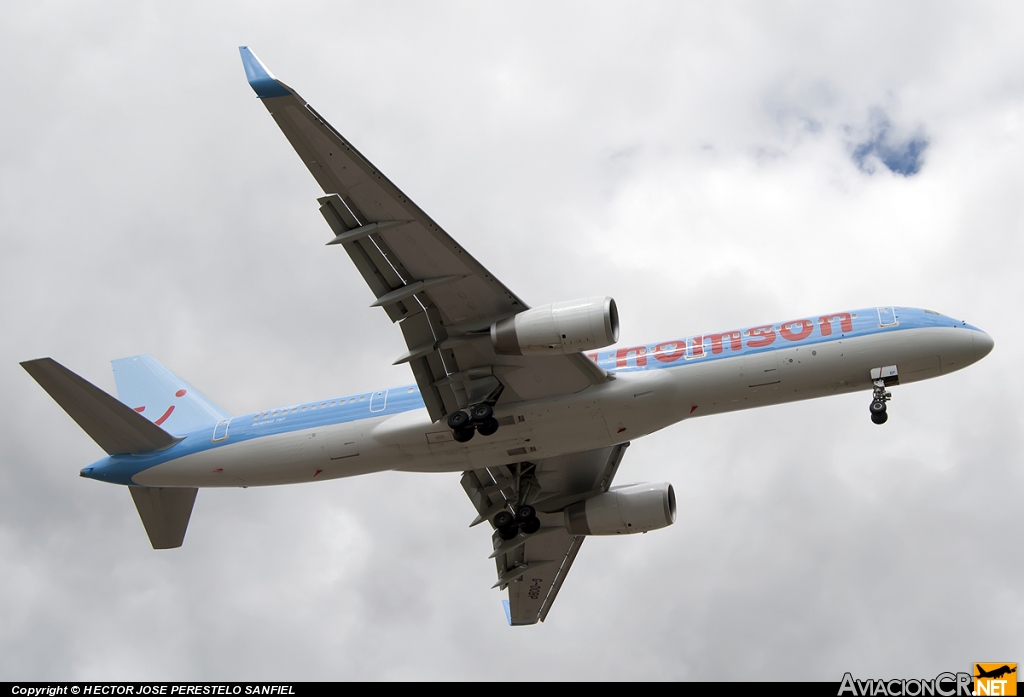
(490, 297), (619, 355)
(564, 483), (676, 535)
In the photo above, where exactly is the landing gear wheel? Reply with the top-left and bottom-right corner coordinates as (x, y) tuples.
(515, 505), (537, 523)
(520, 517), (542, 535)
(447, 411), (470, 430)
(452, 426), (475, 443)
(470, 403), (493, 423)
(493, 510), (514, 529)
(868, 377), (893, 424)
(497, 525), (519, 541)
(477, 417), (500, 437)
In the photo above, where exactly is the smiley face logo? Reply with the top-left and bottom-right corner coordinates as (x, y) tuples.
(134, 389), (188, 425)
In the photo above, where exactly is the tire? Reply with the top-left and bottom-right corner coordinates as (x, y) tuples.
(498, 525), (519, 541)
(447, 410), (470, 429)
(521, 517), (542, 535)
(515, 505), (536, 522)
(452, 426), (475, 442)
(493, 510), (514, 529)
(470, 403), (493, 423)
(477, 417), (500, 437)
(871, 411), (888, 425)
(869, 400), (887, 415)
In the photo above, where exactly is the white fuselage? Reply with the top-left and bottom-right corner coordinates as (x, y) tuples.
(128, 322), (987, 489)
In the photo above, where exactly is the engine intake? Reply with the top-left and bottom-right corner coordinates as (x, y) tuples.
(564, 482), (676, 535)
(491, 297), (619, 355)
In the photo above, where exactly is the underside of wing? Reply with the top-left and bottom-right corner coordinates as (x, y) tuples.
(240, 47), (609, 423)
(461, 443), (629, 625)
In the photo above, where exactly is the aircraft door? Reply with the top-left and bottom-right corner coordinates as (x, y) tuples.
(369, 390), (388, 412)
(212, 418), (231, 442)
(877, 307), (898, 327)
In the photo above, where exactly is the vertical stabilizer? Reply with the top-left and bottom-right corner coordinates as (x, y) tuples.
(112, 355), (231, 435)
(129, 487), (198, 549)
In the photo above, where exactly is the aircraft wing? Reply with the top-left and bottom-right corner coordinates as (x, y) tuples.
(240, 48), (608, 423)
(460, 443), (628, 625)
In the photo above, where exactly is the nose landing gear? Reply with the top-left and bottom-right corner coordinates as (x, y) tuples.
(869, 379), (891, 425)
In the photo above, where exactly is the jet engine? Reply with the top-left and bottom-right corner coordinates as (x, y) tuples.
(564, 482), (676, 535)
(490, 296), (619, 355)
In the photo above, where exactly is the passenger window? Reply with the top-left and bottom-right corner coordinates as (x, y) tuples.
(358, 396), (365, 402)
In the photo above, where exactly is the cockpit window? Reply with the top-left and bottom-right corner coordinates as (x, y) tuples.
(923, 309), (946, 316)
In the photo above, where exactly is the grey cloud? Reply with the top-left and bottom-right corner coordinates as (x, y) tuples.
(2, 0), (1022, 681)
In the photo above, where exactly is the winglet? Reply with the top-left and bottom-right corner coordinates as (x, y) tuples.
(502, 599), (512, 626)
(238, 46), (291, 99)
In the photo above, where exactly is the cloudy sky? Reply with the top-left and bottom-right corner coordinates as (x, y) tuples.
(2, 1), (1022, 681)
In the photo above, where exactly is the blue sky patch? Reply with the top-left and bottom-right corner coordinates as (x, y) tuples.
(851, 112), (929, 176)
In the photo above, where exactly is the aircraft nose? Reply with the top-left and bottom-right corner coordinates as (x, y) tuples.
(973, 330), (995, 361)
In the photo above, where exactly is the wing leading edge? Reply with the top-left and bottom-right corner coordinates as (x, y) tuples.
(239, 47), (608, 423)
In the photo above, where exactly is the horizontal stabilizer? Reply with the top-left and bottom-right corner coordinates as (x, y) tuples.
(21, 358), (182, 455)
(129, 486), (197, 549)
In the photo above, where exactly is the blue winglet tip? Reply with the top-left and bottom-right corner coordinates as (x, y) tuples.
(502, 599), (512, 626)
(238, 46), (291, 99)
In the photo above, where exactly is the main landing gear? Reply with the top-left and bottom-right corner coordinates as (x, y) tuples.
(447, 403), (500, 442)
(869, 379), (892, 425)
(494, 505), (541, 540)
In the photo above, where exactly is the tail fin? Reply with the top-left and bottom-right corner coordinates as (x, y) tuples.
(21, 358), (182, 455)
(112, 355), (231, 435)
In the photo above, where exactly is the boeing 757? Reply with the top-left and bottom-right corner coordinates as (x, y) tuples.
(21, 48), (994, 625)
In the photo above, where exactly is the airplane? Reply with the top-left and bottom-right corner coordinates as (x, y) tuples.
(975, 665), (1017, 680)
(21, 47), (995, 626)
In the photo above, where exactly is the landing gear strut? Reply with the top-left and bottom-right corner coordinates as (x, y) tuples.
(869, 379), (891, 425)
